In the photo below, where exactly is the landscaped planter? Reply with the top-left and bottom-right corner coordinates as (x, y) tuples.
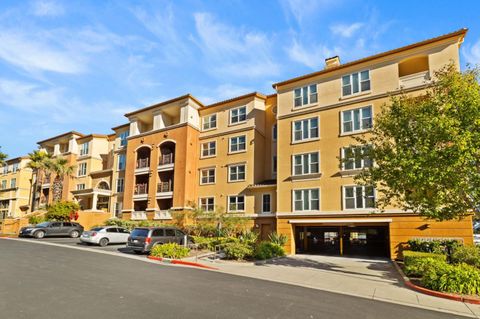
(147, 255), (219, 270)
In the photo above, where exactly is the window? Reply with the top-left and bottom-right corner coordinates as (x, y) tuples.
(342, 146), (372, 170)
(165, 229), (176, 237)
(12, 163), (19, 172)
(262, 194), (271, 213)
(293, 152), (319, 176)
(119, 131), (129, 147)
(114, 202), (123, 216)
(79, 142), (89, 156)
(230, 106), (247, 124)
(118, 154), (126, 171)
(2, 166), (8, 174)
(272, 124), (277, 141)
(342, 106), (372, 133)
(152, 229), (164, 237)
(294, 189), (320, 211)
(229, 135), (246, 153)
(116, 178), (124, 193)
(76, 184), (85, 191)
(202, 114), (217, 130)
(229, 164), (246, 182)
(293, 118), (319, 142)
(200, 168), (215, 185)
(200, 197), (215, 212)
(273, 155), (277, 174)
(62, 222), (72, 227)
(107, 228), (118, 233)
(343, 186), (375, 210)
(1, 180), (6, 189)
(77, 163), (87, 176)
(294, 84), (318, 107)
(228, 195), (245, 212)
(342, 70), (370, 96)
(201, 141), (216, 157)
(10, 178), (16, 188)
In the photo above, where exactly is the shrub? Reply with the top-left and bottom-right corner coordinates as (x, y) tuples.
(255, 242), (285, 260)
(268, 232), (288, 246)
(45, 201), (80, 221)
(407, 239), (460, 254)
(451, 245), (480, 268)
(239, 230), (259, 245)
(28, 215), (45, 225)
(150, 243), (190, 259)
(403, 251), (447, 277)
(104, 218), (167, 230)
(223, 242), (254, 260)
(422, 262), (480, 295)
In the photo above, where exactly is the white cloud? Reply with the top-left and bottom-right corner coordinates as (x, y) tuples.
(198, 83), (253, 105)
(286, 39), (341, 69)
(192, 12), (280, 78)
(462, 39), (480, 66)
(31, 0), (64, 17)
(280, 0), (338, 26)
(330, 22), (364, 38)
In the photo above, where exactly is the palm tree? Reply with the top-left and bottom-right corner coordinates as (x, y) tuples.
(49, 157), (75, 202)
(0, 146), (7, 166)
(27, 150), (52, 210)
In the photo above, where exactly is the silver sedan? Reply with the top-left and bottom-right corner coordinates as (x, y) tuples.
(80, 226), (130, 247)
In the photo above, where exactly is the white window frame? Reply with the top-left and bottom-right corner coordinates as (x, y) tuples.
(228, 195), (245, 212)
(292, 152), (320, 176)
(341, 145), (373, 171)
(0, 180), (6, 189)
(201, 141), (216, 158)
(79, 142), (89, 156)
(76, 183), (86, 191)
(341, 105), (373, 134)
(116, 178), (124, 193)
(229, 106), (247, 125)
(117, 154), (126, 171)
(342, 70), (371, 97)
(77, 162), (87, 177)
(292, 117), (319, 143)
(202, 114), (217, 131)
(12, 163), (19, 172)
(200, 168), (216, 185)
(10, 178), (16, 189)
(262, 193), (271, 213)
(119, 131), (129, 147)
(229, 135), (246, 153)
(342, 185), (375, 210)
(293, 84), (318, 108)
(293, 188), (320, 212)
(228, 164), (246, 182)
(199, 197), (215, 212)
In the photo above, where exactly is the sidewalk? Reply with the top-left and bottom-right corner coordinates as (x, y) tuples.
(200, 254), (480, 318)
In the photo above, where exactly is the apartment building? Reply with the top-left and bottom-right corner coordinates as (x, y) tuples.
(0, 157), (32, 219)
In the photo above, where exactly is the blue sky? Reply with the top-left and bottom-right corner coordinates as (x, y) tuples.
(0, 0), (479, 158)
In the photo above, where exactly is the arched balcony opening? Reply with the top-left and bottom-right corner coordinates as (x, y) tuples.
(159, 142), (175, 166)
(398, 55), (430, 88)
(136, 146), (151, 169)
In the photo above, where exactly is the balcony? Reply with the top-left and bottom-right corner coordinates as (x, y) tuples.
(41, 176), (51, 188)
(399, 71), (430, 89)
(133, 183), (148, 200)
(135, 158), (150, 175)
(156, 181), (173, 199)
(154, 210), (172, 220)
(131, 211), (147, 220)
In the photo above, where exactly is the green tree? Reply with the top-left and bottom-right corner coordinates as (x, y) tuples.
(353, 65), (480, 220)
(49, 157), (76, 202)
(27, 150), (52, 210)
(0, 146), (7, 166)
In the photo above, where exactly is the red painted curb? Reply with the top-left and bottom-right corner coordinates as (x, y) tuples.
(147, 255), (218, 270)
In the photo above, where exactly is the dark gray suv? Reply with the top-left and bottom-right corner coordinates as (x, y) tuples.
(19, 221), (84, 239)
(127, 227), (193, 254)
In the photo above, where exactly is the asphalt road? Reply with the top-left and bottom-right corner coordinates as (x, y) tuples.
(0, 239), (470, 319)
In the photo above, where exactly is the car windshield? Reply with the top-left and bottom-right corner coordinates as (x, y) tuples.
(35, 222), (50, 228)
(131, 229), (149, 237)
(91, 227), (104, 231)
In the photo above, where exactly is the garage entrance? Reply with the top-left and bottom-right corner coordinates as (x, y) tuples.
(294, 225), (390, 258)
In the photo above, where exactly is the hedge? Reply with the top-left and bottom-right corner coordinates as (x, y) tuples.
(403, 251), (447, 277)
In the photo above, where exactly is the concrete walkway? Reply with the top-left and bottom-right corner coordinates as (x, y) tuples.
(201, 254), (480, 318)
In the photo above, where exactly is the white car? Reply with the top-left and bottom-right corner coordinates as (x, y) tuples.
(474, 234), (480, 246)
(80, 226), (130, 247)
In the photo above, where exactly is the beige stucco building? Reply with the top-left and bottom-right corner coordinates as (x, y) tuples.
(0, 157), (33, 219)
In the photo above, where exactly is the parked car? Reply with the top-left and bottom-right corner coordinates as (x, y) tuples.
(80, 226), (130, 247)
(127, 227), (193, 254)
(19, 221), (84, 239)
(474, 234), (480, 246)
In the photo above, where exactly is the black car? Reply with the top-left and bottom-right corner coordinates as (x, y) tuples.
(19, 221), (84, 239)
(127, 227), (193, 254)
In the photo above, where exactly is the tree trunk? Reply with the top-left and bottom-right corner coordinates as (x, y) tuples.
(52, 176), (63, 202)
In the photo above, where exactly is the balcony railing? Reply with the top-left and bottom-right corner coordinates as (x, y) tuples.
(154, 210), (172, 220)
(157, 181), (173, 193)
(136, 158), (150, 169)
(131, 211), (147, 220)
(134, 184), (148, 195)
(159, 153), (174, 165)
(399, 71), (430, 89)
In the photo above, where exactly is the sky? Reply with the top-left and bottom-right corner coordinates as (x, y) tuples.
(0, 0), (479, 158)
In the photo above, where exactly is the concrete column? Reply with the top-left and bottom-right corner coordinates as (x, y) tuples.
(153, 111), (165, 130)
(129, 117), (140, 136)
(68, 137), (78, 154)
(92, 193), (98, 211)
(53, 144), (60, 156)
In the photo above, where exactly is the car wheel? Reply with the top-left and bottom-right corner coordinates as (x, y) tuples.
(34, 231), (45, 239)
(70, 230), (80, 238)
(99, 238), (109, 247)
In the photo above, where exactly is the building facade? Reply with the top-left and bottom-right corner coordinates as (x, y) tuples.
(15, 29), (473, 259)
(0, 157), (32, 219)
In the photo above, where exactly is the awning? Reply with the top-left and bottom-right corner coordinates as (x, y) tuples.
(288, 218), (392, 224)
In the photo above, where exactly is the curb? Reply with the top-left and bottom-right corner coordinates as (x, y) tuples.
(147, 256), (219, 270)
(393, 261), (480, 305)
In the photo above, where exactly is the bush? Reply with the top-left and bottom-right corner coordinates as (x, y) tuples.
(223, 242), (254, 260)
(268, 232), (288, 246)
(104, 218), (167, 231)
(255, 242), (285, 260)
(407, 239), (460, 254)
(422, 262), (480, 295)
(239, 230), (259, 245)
(28, 215), (45, 225)
(451, 245), (480, 268)
(150, 243), (190, 259)
(45, 201), (80, 221)
(403, 251), (447, 277)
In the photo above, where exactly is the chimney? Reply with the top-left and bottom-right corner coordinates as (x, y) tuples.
(325, 56), (341, 69)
